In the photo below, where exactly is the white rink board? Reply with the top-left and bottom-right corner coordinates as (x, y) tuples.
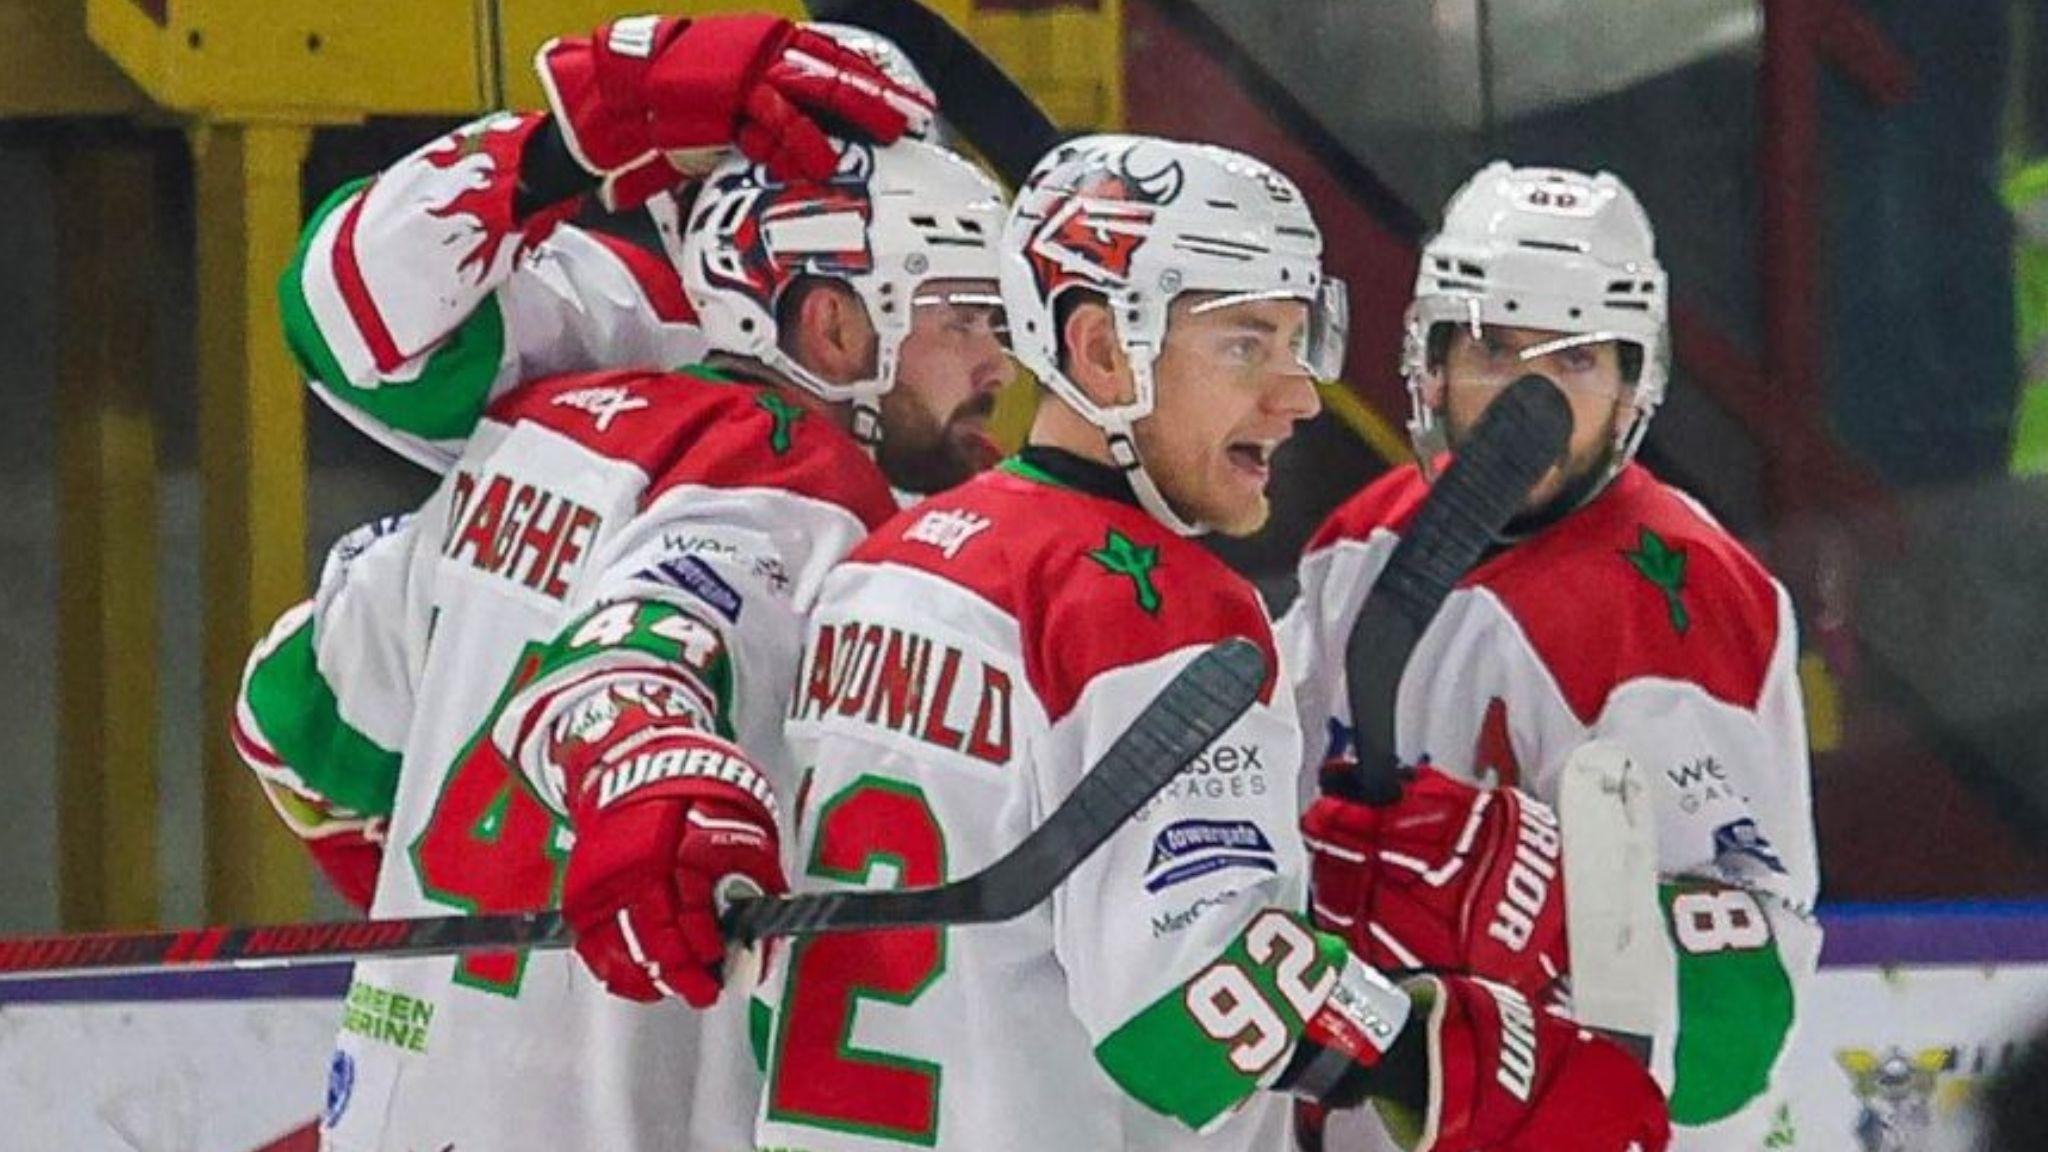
(0, 996), (335, 1152)
(0, 907), (2044, 1151)
(1762, 962), (2048, 1152)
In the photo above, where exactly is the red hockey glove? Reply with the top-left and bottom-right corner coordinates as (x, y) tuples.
(535, 13), (934, 209)
(557, 703), (786, 1007)
(1402, 973), (1669, 1152)
(1304, 763), (1568, 1004)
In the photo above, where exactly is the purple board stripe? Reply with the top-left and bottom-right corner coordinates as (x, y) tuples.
(1816, 901), (2048, 967)
(0, 963), (352, 1005)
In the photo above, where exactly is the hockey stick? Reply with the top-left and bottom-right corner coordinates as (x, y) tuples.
(1334, 373), (1572, 799)
(0, 638), (1265, 981)
(804, 0), (1060, 185)
(1558, 741), (1675, 1067)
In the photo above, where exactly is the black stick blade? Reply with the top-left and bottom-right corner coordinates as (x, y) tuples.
(724, 637), (1268, 942)
(1340, 374), (1571, 795)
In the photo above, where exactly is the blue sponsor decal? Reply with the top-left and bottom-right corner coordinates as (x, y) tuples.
(1713, 817), (1787, 874)
(638, 555), (744, 622)
(323, 1048), (356, 1129)
(1144, 819), (1278, 893)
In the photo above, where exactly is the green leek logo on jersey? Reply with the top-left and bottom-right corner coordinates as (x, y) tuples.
(1623, 526), (1689, 635)
(756, 393), (806, 456)
(1089, 528), (1163, 614)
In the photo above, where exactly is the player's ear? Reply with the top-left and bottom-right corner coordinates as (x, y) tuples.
(790, 278), (877, 385)
(1061, 297), (1135, 407)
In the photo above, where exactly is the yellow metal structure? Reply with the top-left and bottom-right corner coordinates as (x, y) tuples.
(54, 144), (159, 930)
(192, 121), (316, 922)
(0, 0), (146, 115)
(947, 0), (1121, 131)
(86, 0), (479, 119)
(1317, 381), (1409, 467)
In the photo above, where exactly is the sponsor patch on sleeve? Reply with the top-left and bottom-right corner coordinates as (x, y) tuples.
(1144, 819), (1278, 893)
(1712, 817), (1788, 875)
(636, 555), (744, 621)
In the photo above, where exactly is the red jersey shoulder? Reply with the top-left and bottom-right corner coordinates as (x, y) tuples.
(1305, 463), (1429, 554)
(858, 468), (1278, 723)
(487, 368), (895, 530)
(1475, 464), (1784, 722)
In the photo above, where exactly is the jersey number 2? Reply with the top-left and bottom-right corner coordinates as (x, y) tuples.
(769, 776), (947, 1144)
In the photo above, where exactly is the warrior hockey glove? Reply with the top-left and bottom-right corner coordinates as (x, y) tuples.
(1290, 971), (1667, 1152)
(535, 13), (935, 210)
(555, 691), (786, 1007)
(1393, 973), (1669, 1152)
(1304, 762), (1568, 1004)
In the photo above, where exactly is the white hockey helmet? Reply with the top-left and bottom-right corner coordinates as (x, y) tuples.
(1000, 134), (1345, 534)
(664, 137), (1007, 441)
(1404, 162), (1669, 481)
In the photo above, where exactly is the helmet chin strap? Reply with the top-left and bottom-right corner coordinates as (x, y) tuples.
(1106, 423), (1205, 537)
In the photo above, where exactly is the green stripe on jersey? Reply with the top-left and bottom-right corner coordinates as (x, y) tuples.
(277, 177), (509, 442)
(242, 613), (402, 818)
(1094, 910), (1344, 1131)
(1662, 880), (1798, 1125)
(530, 600), (738, 738)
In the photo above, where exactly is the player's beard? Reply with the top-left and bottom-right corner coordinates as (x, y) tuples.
(1445, 401), (1622, 533)
(876, 389), (1002, 496)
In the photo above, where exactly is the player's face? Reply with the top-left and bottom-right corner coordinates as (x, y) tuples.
(1437, 324), (1633, 510)
(1136, 294), (1323, 536)
(879, 278), (1014, 494)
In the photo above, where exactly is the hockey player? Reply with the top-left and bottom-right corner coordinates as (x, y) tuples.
(746, 136), (1671, 1152)
(232, 135), (1011, 1151)
(1282, 163), (1820, 1150)
(280, 11), (934, 472)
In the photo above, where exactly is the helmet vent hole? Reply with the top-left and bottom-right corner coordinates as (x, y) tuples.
(739, 318), (756, 333)
(1568, 307), (1583, 319)
(1205, 199), (1239, 210)
(910, 214), (938, 228)
(1505, 300), (1520, 313)
(1458, 262), (1484, 278)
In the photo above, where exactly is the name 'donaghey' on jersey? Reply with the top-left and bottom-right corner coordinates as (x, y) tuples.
(793, 621), (1013, 767)
(441, 468), (601, 599)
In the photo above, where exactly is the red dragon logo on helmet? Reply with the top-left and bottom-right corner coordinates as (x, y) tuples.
(699, 145), (878, 309)
(1025, 145), (1186, 301)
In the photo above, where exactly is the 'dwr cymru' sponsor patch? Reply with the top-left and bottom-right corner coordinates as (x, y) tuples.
(1144, 819), (1277, 893)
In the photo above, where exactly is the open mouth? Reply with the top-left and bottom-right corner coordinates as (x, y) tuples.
(1225, 441), (1275, 480)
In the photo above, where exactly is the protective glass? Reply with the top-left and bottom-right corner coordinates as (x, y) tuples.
(1185, 276), (1350, 379)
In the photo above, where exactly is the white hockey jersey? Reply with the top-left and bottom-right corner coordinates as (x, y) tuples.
(1280, 461), (1821, 1150)
(234, 366), (897, 1152)
(754, 457), (1363, 1152)
(280, 112), (706, 471)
